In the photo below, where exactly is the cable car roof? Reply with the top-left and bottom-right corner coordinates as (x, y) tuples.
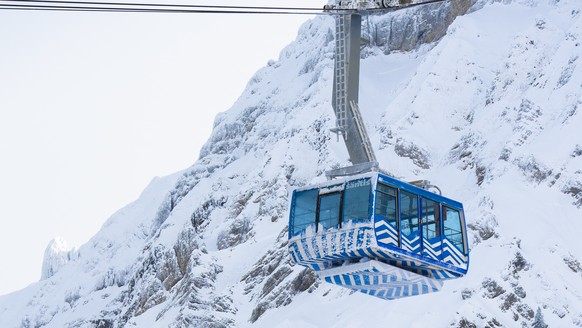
(292, 171), (464, 209)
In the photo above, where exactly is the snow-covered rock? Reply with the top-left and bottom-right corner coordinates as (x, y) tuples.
(40, 237), (77, 280)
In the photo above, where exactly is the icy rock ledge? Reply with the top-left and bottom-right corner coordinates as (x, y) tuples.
(40, 236), (77, 280)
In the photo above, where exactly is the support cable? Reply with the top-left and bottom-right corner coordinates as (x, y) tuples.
(366, 0), (445, 13)
(0, 0), (338, 14)
(0, 0), (447, 14)
(0, 3), (328, 14)
(0, 0), (324, 11)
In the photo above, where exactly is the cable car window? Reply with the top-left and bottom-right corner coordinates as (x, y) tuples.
(422, 198), (440, 240)
(291, 189), (318, 236)
(400, 190), (419, 236)
(318, 192), (342, 231)
(443, 206), (465, 253)
(343, 178), (371, 224)
(375, 183), (397, 228)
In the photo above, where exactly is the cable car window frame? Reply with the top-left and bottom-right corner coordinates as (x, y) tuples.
(317, 191), (343, 232)
(399, 190), (420, 238)
(443, 205), (466, 254)
(290, 189), (319, 237)
(375, 182), (399, 227)
(342, 178), (372, 225)
(421, 197), (441, 241)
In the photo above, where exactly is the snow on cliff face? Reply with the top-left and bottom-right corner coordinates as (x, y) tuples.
(40, 237), (78, 280)
(2, 0), (582, 327)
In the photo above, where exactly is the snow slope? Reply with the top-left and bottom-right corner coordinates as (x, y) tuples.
(1, 0), (582, 327)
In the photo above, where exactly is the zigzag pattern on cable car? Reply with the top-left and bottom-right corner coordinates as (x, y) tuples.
(441, 237), (469, 269)
(324, 262), (433, 287)
(384, 257), (462, 280)
(422, 238), (442, 261)
(400, 232), (421, 253)
(289, 224), (467, 275)
(373, 216), (468, 273)
(288, 225), (376, 268)
(373, 219), (398, 246)
(373, 243), (465, 280)
(380, 238), (466, 280)
(358, 284), (437, 299)
(318, 260), (443, 299)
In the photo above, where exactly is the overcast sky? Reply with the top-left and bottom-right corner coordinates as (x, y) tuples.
(0, 0), (327, 296)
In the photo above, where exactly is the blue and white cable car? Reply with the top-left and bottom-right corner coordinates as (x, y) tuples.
(287, 172), (469, 299)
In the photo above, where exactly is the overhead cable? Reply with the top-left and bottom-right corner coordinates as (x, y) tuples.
(366, 0), (446, 13)
(0, 0), (324, 11)
(0, 0), (447, 15)
(0, 0), (330, 14)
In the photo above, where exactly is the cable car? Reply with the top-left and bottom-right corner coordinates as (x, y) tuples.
(287, 0), (468, 299)
(287, 172), (469, 299)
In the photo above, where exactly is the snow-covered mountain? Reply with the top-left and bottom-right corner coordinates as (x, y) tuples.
(1, 0), (581, 327)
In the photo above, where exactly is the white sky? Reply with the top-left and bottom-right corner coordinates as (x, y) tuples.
(0, 0), (327, 296)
